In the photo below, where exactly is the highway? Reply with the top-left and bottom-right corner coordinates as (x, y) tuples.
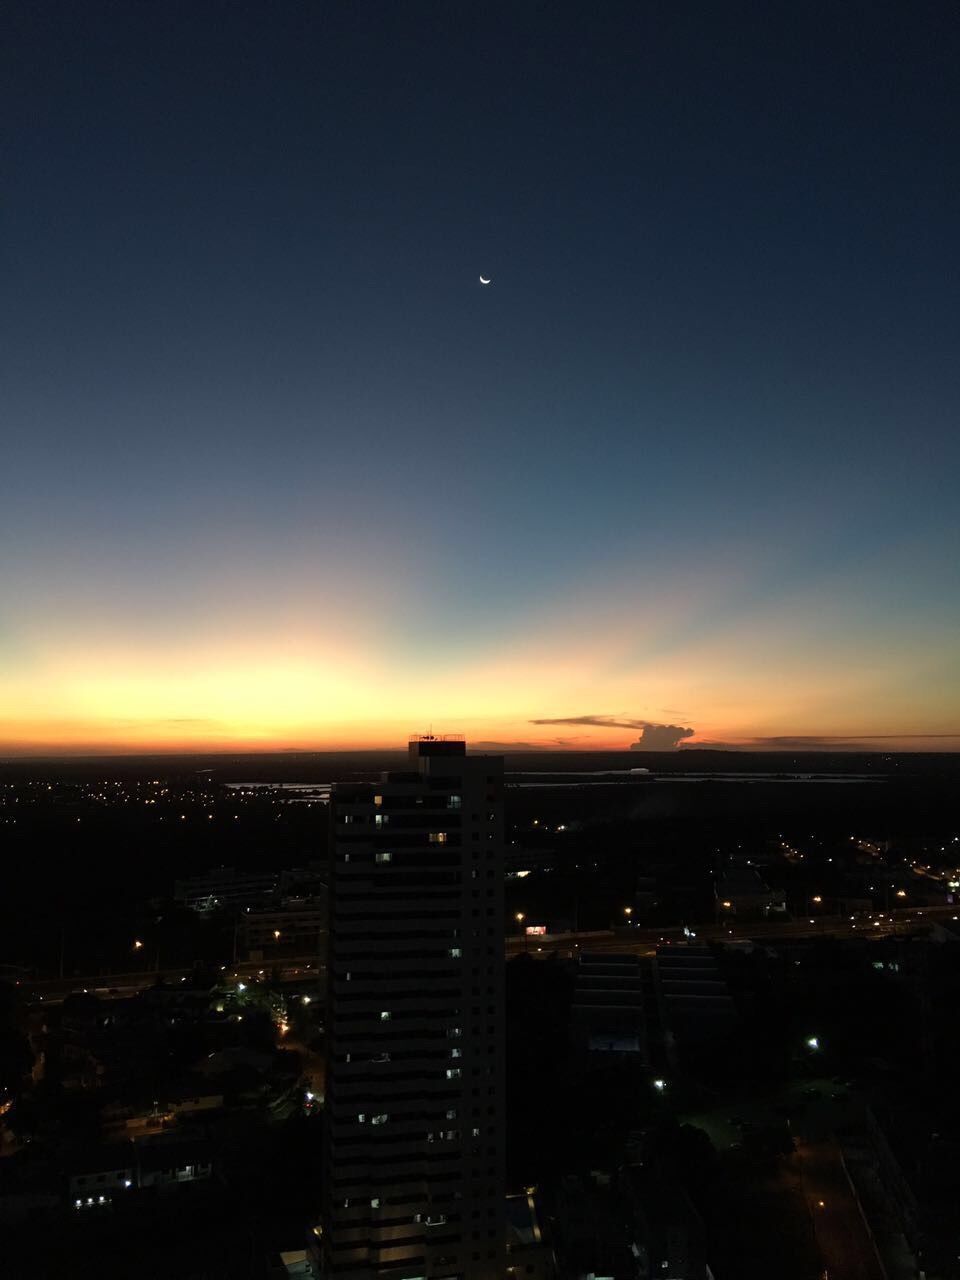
(17, 903), (954, 1005)
(505, 903), (956, 958)
(21, 958), (321, 1006)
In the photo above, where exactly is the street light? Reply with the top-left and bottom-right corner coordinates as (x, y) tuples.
(516, 912), (527, 953)
(273, 930), (281, 940)
(652, 1078), (666, 1092)
(133, 939), (144, 951)
(811, 895), (822, 905)
(806, 1036), (820, 1051)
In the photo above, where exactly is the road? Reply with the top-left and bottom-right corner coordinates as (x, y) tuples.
(505, 903), (953, 958)
(18, 903), (951, 1005)
(21, 959), (320, 1005)
(795, 1135), (886, 1280)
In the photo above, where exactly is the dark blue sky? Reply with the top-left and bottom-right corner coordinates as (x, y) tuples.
(3, 1), (959, 751)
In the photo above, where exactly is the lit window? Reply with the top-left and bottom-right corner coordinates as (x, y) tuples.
(375, 813), (389, 827)
(449, 947), (462, 958)
(374, 795), (383, 807)
(376, 851), (393, 864)
(380, 1011), (391, 1021)
(450, 1048), (461, 1058)
(371, 1114), (388, 1126)
(357, 1113), (366, 1123)
(429, 832), (448, 844)
(446, 1108), (458, 1119)
(447, 795), (462, 810)
(446, 1068), (461, 1079)
(371, 1197), (380, 1208)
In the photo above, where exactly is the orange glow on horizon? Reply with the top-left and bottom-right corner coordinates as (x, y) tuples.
(3, 552), (958, 757)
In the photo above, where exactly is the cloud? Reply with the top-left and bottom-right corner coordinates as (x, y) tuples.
(629, 724), (696, 751)
(529, 714), (695, 751)
(532, 714), (674, 731)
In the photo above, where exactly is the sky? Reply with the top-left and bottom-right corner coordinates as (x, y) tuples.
(2, 0), (959, 755)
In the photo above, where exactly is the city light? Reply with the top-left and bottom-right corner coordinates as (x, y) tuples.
(806, 1036), (820, 1051)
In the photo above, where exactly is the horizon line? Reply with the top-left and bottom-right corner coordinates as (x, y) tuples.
(2, 741), (960, 763)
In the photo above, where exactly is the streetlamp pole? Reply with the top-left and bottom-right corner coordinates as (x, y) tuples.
(515, 913), (526, 954)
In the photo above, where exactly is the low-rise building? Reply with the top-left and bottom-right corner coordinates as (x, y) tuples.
(655, 946), (737, 1051)
(174, 866), (280, 913)
(714, 868), (784, 918)
(570, 953), (648, 1059)
(136, 1137), (214, 1191)
(66, 1146), (137, 1211)
(552, 1173), (633, 1280)
(619, 1164), (708, 1280)
(506, 1191), (555, 1280)
(237, 892), (327, 960)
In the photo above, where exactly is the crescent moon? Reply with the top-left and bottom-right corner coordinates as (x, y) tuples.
(479, 275), (491, 285)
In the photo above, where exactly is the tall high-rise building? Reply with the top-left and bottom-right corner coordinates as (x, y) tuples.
(316, 737), (505, 1280)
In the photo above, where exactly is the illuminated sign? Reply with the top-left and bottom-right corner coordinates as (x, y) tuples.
(525, 925), (547, 936)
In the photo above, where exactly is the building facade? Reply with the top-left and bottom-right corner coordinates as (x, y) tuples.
(238, 894), (327, 960)
(316, 738), (505, 1280)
